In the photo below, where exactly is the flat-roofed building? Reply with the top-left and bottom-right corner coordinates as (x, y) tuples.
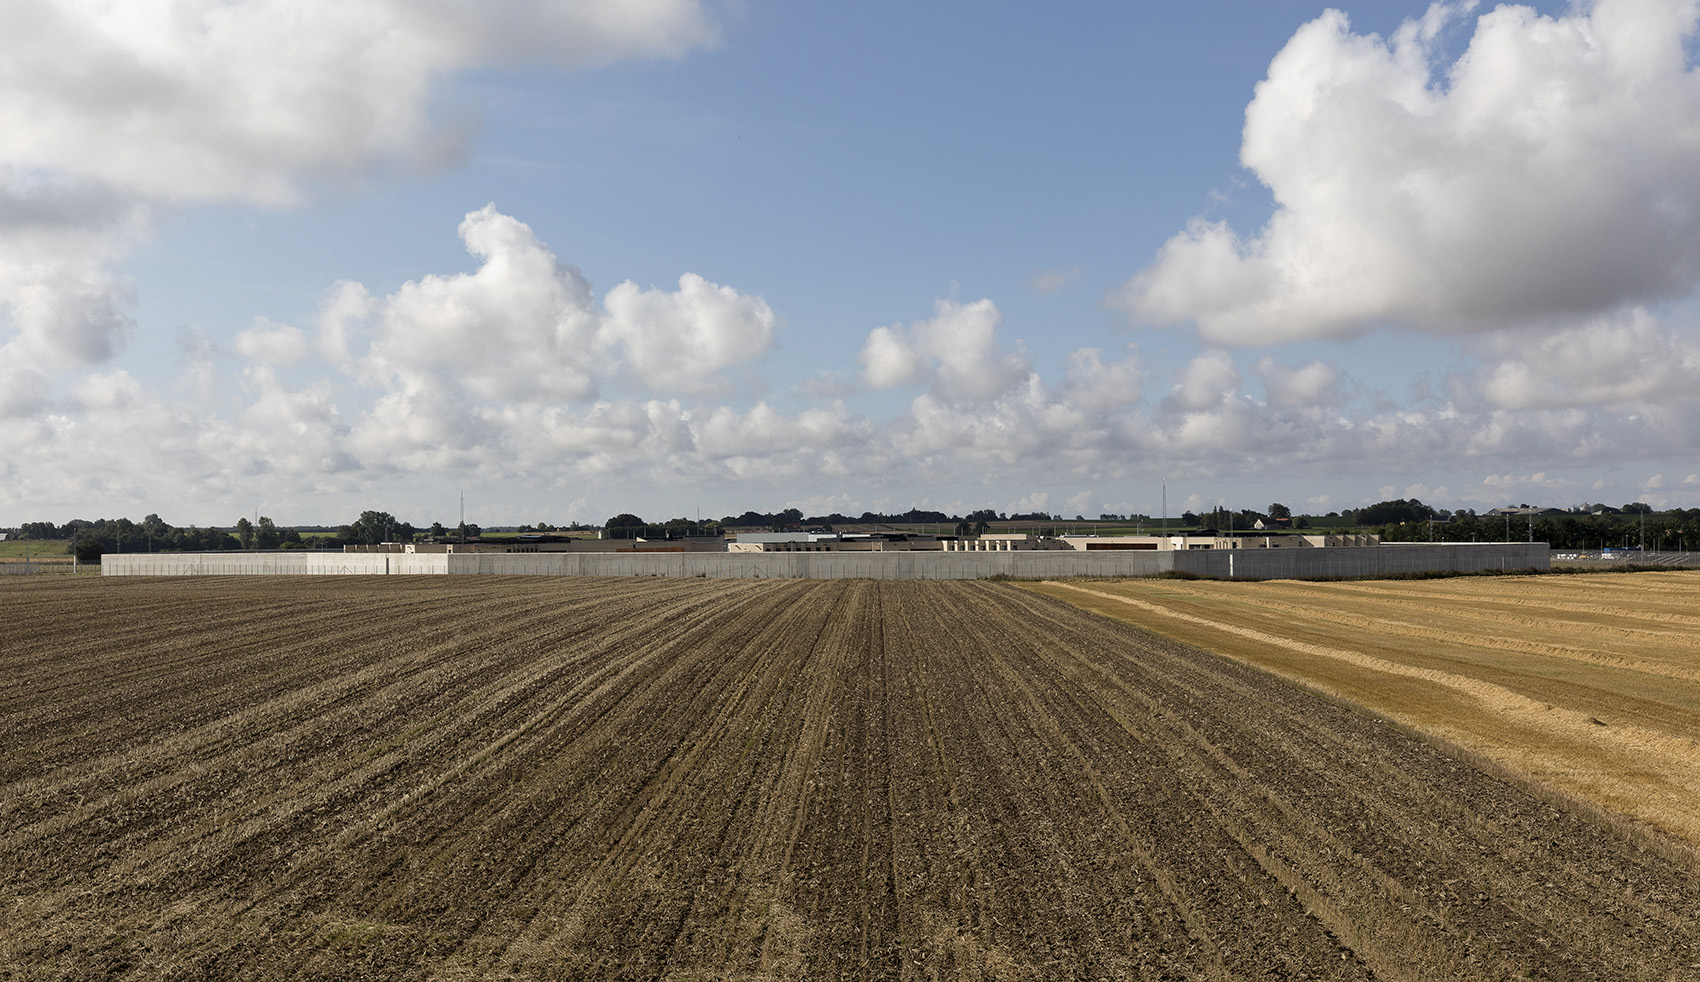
(1061, 533), (1380, 551)
(729, 532), (944, 552)
(941, 533), (1072, 551)
(359, 534), (728, 555)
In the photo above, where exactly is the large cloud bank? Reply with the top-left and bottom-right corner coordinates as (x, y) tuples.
(7, 204), (1693, 519)
(0, 0), (716, 405)
(1119, 0), (1700, 343)
(6, 1), (1700, 521)
(0, 0), (713, 204)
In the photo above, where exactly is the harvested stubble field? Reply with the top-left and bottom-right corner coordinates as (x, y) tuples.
(1025, 571), (1700, 847)
(3, 576), (1699, 981)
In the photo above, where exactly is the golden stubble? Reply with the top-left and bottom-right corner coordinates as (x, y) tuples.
(1026, 572), (1700, 846)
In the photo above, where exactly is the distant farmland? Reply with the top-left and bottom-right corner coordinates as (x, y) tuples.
(3, 576), (1698, 980)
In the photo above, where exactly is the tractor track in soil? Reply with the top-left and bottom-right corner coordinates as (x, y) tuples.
(1, 575), (1698, 980)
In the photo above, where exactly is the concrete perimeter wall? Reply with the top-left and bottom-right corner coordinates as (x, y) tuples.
(1172, 543), (1550, 580)
(102, 553), (449, 576)
(103, 543), (1548, 580)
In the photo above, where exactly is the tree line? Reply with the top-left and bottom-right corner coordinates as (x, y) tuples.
(1367, 509), (1700, 551)
(13, 498), (1700, 560)
(16, 515), (267, 561)
(1179, 503), (1305, 531)
(9, 511), (442, 561)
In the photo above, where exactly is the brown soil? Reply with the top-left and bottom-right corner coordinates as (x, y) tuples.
(2, 575), (1698, 980)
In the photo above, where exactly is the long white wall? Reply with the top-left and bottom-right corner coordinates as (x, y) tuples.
(103, 544), (1548, 579)
(102, 553), (449, 576)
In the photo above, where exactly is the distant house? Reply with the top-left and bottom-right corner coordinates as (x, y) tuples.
(1486, 506), (1564, 517)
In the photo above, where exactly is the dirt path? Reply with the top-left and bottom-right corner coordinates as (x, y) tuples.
(2, 576), (1698, 980)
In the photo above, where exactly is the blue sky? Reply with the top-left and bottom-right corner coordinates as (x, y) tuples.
(5, 0), (1700, 528)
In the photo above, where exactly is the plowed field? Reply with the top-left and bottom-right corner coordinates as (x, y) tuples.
(3, 576), (1698, 981)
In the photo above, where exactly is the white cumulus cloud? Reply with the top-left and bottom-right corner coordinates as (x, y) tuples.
(1062, 345), (1144, 411)
(0, 0), (716, 375)
(601, 273), (778, 396)
(1254, 356), (1343, 408)
(0, 0), (716, 205)
(364, 206), (603, 402)
(1119, 0), (1700, 343)
(336, 205), (777, 407)
(1476, 308), (1700, 409)
(0, 175), (145, 369)
(1168, 351), (1242, 412)
(234, 319), (310, 367)
(858, 298), (1031, 402)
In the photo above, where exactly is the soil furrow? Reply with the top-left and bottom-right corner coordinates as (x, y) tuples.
(4, 576), (1698, 980)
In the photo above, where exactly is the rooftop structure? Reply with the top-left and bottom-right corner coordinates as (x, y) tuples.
(1060, 533), (1380, 551)
(347, 535), (728, 555)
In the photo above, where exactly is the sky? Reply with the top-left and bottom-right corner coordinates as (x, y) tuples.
(6, 0), (1700, 529)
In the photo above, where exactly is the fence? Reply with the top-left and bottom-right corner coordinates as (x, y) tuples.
(0, 562), (82, 575)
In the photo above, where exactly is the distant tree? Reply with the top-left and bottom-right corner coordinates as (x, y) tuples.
(1357, 499), (1433, 525)
(605, 513), (646, 539)
(1199, 506), (1233, 532)
(235, 517), (254, 549)
(1181, 511), (1200, 525)
(349, 510), (406, 545)
(71, 537), (105, 563)
(1623, 502), (1653, 514)
(430, 521), (446, 539)
(255, 516), (280, 550)
(1267, 503), (1291, 521)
